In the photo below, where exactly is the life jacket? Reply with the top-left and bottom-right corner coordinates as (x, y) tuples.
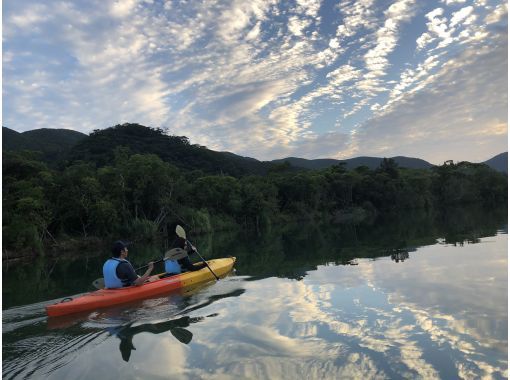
(103, 258), (130, 289)
(164, 259), (182, 274)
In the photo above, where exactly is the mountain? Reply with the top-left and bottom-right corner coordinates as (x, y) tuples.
(68, 124), (433, 175)
(2, 127), (87, 162)
(4, 124), (504, 176)
(270, 155), (434, 170)
(2, 127), (28, 151)
(67, 123), (271, 176)
(482, 152), (507, 173)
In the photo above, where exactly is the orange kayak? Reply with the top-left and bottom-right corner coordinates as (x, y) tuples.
(46, 257), (236, 317)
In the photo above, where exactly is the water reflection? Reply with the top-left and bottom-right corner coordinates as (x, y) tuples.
(215, 205), (507, 281)
(2, 206), (507, 379)
(107, 285), (246, 362)
(2, 205), (506, 308)
(390, 249), (410, 263)
(159, 233), (504, 379)
(2, 278), (247, 379)
(110, 316), (203, 362)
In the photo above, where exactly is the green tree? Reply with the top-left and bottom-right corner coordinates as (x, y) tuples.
(240, 176), (278, 229)
(191, 176), (242, 216)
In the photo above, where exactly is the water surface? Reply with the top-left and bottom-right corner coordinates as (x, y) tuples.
(3, 208), (507, 379)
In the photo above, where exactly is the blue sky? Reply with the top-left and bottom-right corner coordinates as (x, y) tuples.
(3, 0), (508, 164)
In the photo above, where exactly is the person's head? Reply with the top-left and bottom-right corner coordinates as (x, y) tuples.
(112, 240), (128, 258)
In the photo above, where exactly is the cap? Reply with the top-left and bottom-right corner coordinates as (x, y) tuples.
(112, 240), (128, 256)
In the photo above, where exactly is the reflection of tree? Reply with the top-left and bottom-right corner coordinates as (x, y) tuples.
(4, 205), (506, 308)
(216, 205), (506, 280)
(390, 249), (410, 263)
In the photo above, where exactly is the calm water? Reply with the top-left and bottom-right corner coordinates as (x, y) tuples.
(3, 208), (508, 379)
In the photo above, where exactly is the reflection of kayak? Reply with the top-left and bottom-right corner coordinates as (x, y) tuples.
(46, 257), (236, 317)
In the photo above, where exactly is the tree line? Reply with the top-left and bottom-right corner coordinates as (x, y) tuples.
(3, 143), (507, 252)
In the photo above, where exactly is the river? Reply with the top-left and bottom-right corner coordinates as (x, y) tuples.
(2, 207), (507, 379)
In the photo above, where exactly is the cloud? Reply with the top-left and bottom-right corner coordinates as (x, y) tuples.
(202, 80), (293, 123)
(3, 0), (506, 162)
(6, 3), (52, 29)
(217, 0), (276, 43)
(417, 7), (454, 50)
(110, 0), (138, 18)
(336, 0), (377, 39)
(450, 6), (474, 28)
(485, 2), (508, 24)
(3, 0), (179, 132)
(246, 21), (262, 40)
(352, 31), (507, 164)
(288, 15), (312, 36)
(362, 0), (417, 93)
(295, 0), (322, 17)
(289, 131), (353, 159)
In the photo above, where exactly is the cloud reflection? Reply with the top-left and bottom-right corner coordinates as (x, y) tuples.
(179, 234), (507, 379)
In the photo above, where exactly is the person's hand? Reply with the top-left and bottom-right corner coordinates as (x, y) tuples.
(147, 261), (154, 273)
(186, 242), (197, 253)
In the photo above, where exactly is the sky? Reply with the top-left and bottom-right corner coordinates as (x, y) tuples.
(2, 0), (508, 164)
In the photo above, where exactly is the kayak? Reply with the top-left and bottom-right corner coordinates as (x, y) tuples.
(46, 257), (236, 317)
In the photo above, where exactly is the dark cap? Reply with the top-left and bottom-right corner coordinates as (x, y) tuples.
(112, 240), (128, 257)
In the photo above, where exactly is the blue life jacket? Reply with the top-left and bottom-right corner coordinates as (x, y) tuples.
(164, 259), (181, 274)
(103, 258), (130, 289)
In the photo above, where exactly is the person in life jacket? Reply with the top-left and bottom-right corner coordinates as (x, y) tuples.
(164, 237), (207, 276)
(103, 241), (154, 288)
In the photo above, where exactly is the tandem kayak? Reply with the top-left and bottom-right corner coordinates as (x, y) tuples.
(46, 257), (236, 317)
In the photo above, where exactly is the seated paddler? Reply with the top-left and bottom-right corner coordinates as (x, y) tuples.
(164, 236), (207, 276)
(103, 240), (154, 288)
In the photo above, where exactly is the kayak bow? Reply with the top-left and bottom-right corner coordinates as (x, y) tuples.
(46, 257), (236, 317)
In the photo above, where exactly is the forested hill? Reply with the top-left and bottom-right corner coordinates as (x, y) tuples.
(270, 156), (434, 170)
(3, 123), (507, 253)
(2, 127), (86, 162)
(3, 124), (507, 175)
(67, 123), (270, 176)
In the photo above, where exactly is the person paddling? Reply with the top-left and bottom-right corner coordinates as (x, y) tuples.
(103, 241), (154, 288)
(164, 236), (207, 276)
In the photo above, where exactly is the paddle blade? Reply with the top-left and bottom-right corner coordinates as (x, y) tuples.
(92, 278), (105, 290)
(175, 225), (186, 239)
(164, 248), (188, 261)
(170, 327), (193, 345)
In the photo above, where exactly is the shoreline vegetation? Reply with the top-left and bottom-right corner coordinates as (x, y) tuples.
(3, 124), (507, 260)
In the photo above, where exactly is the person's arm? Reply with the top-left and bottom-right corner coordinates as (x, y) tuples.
(116, 262), (139, 286)
(178, 256), (207, 272)
(117, 261), (154, 286)
(178, 256), (196, 271)
(133, 262), (154, 286)
(176, 237), (186, 249)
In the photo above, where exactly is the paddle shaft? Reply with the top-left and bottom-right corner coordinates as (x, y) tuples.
(136, 258), (164, 272)
(175, 225), (219, 281)
(186, 239), (219, 281)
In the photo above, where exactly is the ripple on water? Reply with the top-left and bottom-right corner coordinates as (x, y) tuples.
(3, 274), (249, 379)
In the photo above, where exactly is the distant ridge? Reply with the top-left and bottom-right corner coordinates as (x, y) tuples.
(2, 125), (506, 175)
(67, 123), (270, 176)
(481, 152), (507, 173)
(2, 127), (87, 162)
(269, 156), (434, 170)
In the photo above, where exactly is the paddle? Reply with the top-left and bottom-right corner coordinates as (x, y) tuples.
(175, 225), (220, 281)
(92, 258), (164, 290)
(170, 327), (193, 345)
(164, 247), (188, 261)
